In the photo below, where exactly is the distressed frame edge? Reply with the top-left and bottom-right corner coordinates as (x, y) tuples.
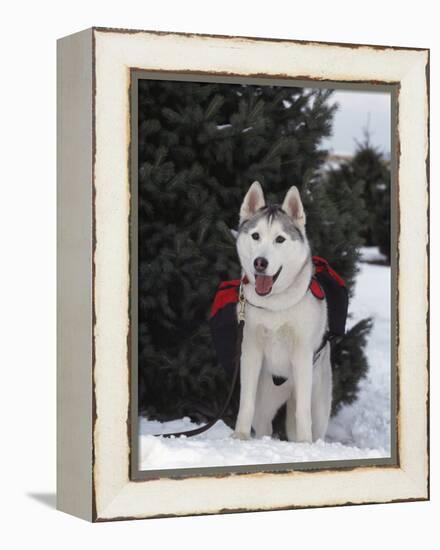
(425, 49), (431, 502)
(92, 25), (429, 53)
(56, 27), (94, 522)
(94, 495), (429, 524)
(64, 27), (429, 522)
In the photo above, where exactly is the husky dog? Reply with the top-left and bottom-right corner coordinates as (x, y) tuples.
(233, 181), (332, 443)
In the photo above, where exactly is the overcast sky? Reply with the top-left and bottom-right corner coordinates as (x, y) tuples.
(319, 89), (391, 156)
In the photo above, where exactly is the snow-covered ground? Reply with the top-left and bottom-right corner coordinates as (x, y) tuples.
(139, 249), (391, 470)
(326, 249), (391, 452)
(359, 246), (388, 264)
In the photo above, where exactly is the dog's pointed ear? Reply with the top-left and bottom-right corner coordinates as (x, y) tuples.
(240, 181), (265, 224)
(282, 186), (306, 227)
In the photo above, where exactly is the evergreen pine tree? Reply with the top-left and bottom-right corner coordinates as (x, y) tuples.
(344, 130), (392, 262)
(137, 79), (372, 426)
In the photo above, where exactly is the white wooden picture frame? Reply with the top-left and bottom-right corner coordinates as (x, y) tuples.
(57, 27), (429, 522)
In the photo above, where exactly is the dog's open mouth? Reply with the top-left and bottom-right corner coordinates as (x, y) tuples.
(254, 266), (282, 296)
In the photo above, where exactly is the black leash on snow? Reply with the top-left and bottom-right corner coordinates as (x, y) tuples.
(153, 286), (246, 439)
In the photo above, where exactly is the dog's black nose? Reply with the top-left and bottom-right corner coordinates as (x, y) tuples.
(254, 257), (268, 273)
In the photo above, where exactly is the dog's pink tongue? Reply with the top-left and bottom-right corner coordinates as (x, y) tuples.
(255, 275), (273, 296)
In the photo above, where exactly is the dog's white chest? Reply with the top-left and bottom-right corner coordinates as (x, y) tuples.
(261, 324), (295, 377)
(249, 307), (299, 378)
(262, 323), (295, 378)
(244, 295), (325, 379)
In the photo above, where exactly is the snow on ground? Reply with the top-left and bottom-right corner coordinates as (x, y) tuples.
(139, 417), (383, 469)
(326, 252), (391, 452)
(139, 248), (391, 470)
(359, 246), (388, 264)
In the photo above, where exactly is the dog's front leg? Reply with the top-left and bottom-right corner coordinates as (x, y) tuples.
(290, 346), (314, 443)
(233, 328), (263, 440)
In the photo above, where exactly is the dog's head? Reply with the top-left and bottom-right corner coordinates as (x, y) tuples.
(236, 181), (309, 297)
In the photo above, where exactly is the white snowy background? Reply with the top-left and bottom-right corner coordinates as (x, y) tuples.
(139, 247), (391, 470)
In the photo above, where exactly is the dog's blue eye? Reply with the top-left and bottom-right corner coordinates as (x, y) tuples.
(276, 236), (285, 243)
(251, 232), (260, 240)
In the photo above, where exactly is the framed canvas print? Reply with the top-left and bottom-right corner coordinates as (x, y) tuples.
(57, 27), (429, 522)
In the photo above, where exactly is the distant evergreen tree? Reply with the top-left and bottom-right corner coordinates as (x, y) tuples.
(137, 79), (371, 426)
(346, 130), (391, 262)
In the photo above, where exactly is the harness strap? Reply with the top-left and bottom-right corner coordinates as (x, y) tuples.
(314, 330), (332, 360)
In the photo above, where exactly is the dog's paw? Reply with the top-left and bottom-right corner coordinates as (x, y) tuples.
(231, 431), (251, 441)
